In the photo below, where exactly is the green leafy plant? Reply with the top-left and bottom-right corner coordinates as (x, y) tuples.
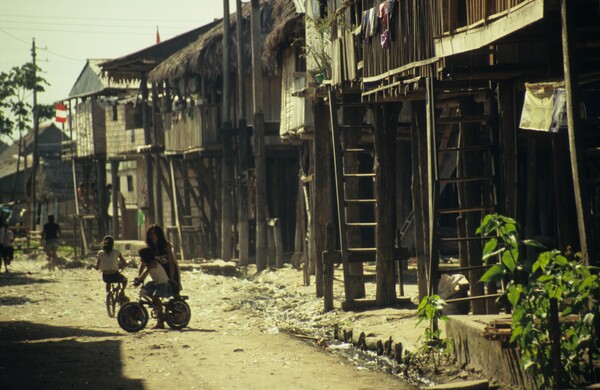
(478, 214), (600, 388)
(303, 15), (333, 84)
(416, 294), (453, 371)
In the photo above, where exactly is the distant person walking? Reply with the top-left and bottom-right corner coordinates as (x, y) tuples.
(41, 215), (61, 271)
(2, 223), (14, 273)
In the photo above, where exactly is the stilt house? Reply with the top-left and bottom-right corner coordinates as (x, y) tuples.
(147, 0), (300, 262)
(296, 0), (600, 312)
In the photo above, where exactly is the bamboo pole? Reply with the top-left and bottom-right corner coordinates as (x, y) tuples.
(236, 0), (249, 267)
(561, 0), (592, 265)
(251, 0), (267, 270)
(221, 0), (234, 261)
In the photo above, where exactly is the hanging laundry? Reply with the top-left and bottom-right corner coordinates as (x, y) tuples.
(386, 0), (397, 42)
(379, 1), (390, 49)
(361, 7), (379, 44)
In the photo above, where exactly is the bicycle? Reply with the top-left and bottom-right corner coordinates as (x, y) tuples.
(117, 288), (191, 333)
(106, 281), (129, 318)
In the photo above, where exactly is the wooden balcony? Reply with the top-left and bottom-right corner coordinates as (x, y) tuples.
(435, 0), (544, 57)
(164, 103), (219, 154)
(357, 1), (440, 91)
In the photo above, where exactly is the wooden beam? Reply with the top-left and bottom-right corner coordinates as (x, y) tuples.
(434, 0), (544, 57)
(425, 77), (439, 297)
(374, 104), (399, 306)
(169, 157), (185, 262)
(561, 0), (593, 265)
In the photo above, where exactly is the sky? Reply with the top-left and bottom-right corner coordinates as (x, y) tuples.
(0, 0), (239, 107)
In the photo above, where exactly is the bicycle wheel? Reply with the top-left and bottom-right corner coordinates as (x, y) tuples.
(117, 302), (148, 333)
(106, 288), (117, 318)
(164, 299), (191, 330)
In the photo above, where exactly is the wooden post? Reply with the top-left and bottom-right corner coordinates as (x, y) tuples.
(374, 104), (399, 306)
(273, 218), (283, 269)
(72, 159), (87, 255)
(323, 223), (336, 312)
(498, 81), (517, 219)
(561, 0), (593, 265)
(525, 135), (537, 262)
(551, 133), (578, 252)
(221, 0), (234, 261)
(140, 73), (155, 225)
(342, 106), (366, 299)
(425, 77), (439, 297)
(110, 161), (120, 239)
(169, 157), (185, 262)
(267, 219), (275, 268)
(313, 100), (331, 297)
(152, 85), (163, 228)
(235, 0), (249, 266)
(97, 158), (108, 238)
(411, 101), (429, 300)
(251, 0), (267, 270)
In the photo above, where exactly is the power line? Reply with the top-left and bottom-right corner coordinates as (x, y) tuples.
(2, 26), (158, 36)
(39, 47), (82, 62)
(1, 13), (214, 24)
(0, 19), (201, 30)
(0, 28), (30, 46)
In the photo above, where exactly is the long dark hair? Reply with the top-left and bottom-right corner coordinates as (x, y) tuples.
(145, 224), (168, 254)
(102, 235), (114, 253)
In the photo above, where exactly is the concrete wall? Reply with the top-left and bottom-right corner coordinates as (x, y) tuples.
(446, 315), (536, 389)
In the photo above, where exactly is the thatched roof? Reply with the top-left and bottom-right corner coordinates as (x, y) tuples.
(101, 21), (220, 83)
(149, 0), (276, 83)
(263, 0), (305, 64)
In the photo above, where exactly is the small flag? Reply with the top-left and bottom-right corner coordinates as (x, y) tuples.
(156, 26), (160, 44)
(55, 103), (67, 123)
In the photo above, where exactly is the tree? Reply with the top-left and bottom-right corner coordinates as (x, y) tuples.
(0, 62), (53, 200)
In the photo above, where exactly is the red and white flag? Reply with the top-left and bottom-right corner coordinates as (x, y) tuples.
(55, 103), (67, 124)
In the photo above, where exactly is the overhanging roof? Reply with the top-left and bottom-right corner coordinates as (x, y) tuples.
(68, 59), (138, 99)
(101, 20), (221, 82)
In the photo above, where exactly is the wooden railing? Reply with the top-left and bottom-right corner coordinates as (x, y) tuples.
(438, 0), (530, 35)
(164, 103), (220, 153)
(360, 0), (438, 81)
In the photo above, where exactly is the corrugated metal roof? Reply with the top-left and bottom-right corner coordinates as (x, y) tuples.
(68, 59), (138, 98)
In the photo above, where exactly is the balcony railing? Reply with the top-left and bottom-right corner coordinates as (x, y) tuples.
(360, 0), (438, 81)
(438, 0), (531, 36)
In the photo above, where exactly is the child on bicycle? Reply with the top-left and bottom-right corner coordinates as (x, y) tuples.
(96, 235), (128, 296)
(134, 247), (172, 329)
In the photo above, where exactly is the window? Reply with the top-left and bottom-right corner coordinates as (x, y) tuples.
(126, 175), (134, 192)
(112, 104), (118, 121)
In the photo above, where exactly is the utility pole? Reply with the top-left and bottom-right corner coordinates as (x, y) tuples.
(221, 0), (234, 260)
(236, 0), (250, 267)
(30, 38), (39, 233)
(251, 0), (267, 271)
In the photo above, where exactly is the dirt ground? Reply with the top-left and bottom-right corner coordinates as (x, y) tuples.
(0, 251), (433, 390)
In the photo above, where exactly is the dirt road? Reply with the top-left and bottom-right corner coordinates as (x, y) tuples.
(0, 255), (419, 389)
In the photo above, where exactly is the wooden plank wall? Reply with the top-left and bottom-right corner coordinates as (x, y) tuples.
(361, 0), (437, 79)
(164, 104), (219, 152)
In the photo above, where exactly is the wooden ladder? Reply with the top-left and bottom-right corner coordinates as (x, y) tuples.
(431, 89), (504, 313)
(328, 88), (380, 304)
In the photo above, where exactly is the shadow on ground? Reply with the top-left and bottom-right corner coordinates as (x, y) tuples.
(0, 321), (144, 389)
(0, 271), (54, 287)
